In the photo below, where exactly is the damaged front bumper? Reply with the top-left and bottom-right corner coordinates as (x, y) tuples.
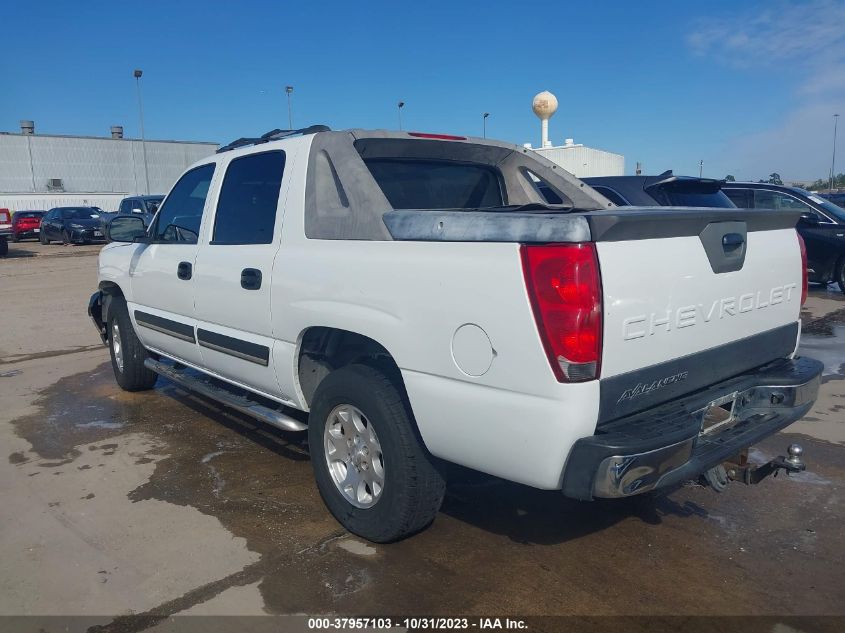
(562, 356), (823, 500)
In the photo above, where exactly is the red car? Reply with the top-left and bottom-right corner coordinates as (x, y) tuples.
(11, 210), (46, 242)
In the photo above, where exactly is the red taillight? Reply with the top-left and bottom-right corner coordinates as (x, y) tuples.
(407, 132), (467, 141)
(798, 231), (808, 306)
(521, 243), (603, 382)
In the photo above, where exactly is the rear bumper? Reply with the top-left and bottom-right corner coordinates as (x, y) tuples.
(562, 356), (823, 500)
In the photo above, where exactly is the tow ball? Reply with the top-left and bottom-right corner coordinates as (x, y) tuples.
(702, 444), (805, 492)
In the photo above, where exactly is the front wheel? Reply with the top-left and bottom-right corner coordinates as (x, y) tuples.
(62, 230), (72, 245)
(107, 298), (158, 391)
(308, 364), (445, 543)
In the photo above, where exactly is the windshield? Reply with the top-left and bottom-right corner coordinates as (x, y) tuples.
(61, 208), (100, 219)
(16, 212), (44, 219)
(798, 189), (845, 221)
(146, 199), (163, 214)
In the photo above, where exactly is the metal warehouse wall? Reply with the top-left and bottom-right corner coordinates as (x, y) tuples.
(0, 134), (218, 196)
(0, 193), (127, 213)
(533, 145), (624, 178)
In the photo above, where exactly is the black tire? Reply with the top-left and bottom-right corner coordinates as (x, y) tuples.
(62, 230), (71, 245)
(39, 230), (49, 245)
(107, 298), (158, 391)
(836, 259), (845, 294)
(11, 233), (19, 243)
(0, 238), (7, 257)
(308, 364), (445, 543)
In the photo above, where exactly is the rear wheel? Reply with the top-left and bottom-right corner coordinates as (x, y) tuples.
(836, 259), (845, 294)
(11, 233), (19, 243)
(39, 231), (49, 245)
(308, 364), (445, 542)
(62, 230), (71, 245)
(107, 298), (157, 391)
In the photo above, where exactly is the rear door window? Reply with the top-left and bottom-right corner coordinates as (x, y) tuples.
(363, 159), (504, 209)
(212, 151), (286, 245)
(753, 190), (818, 215)
(723, 189), (751, 208)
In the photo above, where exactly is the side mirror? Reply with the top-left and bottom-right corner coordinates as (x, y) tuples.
(799, 212), (819, 226)
(107, 215), (147, 243)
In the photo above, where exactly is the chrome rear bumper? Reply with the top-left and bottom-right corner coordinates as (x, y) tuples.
(562, 357), (823, 500)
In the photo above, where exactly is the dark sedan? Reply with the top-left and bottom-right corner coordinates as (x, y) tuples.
(40, 207), (107, 245)
(581, 171), (737, 208)
(723, 182), (845, 292)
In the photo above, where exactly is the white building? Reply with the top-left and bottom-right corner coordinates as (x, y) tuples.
(526, 91), (624, 178)
(0, 121), (218, 212)
(531, 139), (624, 179)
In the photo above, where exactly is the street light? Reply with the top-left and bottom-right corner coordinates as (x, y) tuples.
(699, 159), (703, 178)
(398, 101), (405, 131)
(830, 114), (840, 193)
(133, 69), (150, 195)
(285, 86), (294, 130)
(483, 112), (489, 138)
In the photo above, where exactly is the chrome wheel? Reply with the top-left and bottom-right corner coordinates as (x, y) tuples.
(111, 321), (124, 373)
(324, 404), (385, 508)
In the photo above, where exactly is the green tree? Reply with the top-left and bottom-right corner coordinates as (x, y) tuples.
(768, 173), (783, 185)
(725, 174), (736, 182)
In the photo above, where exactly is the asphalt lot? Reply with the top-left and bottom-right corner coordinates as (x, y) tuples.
(1, 241), (844, 628)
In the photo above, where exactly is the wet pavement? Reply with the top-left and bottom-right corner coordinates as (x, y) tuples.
(1, 254), (844, 626)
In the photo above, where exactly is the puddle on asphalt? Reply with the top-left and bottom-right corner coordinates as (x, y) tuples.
(799, 325), (845, 378)
(7, 362), (845, 617)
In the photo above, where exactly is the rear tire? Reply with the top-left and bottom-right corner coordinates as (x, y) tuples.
(836, 259), (845, 294)
(62, 230), (71, 245)
(308, 364), (445, 543)
(39, 231), (48, 245)
(11, 233), (19, 243)
(107, 298), (157, 391)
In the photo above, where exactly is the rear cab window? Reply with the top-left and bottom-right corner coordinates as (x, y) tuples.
(362, 159), (503, 209)
(649, 185), (735, 208)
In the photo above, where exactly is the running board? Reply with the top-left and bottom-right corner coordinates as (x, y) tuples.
(143, 358), (307, 432)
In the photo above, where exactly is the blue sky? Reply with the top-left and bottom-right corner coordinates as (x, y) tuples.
(3, 0), (843, 181)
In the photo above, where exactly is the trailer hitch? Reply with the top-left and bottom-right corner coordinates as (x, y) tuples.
(702, 444), (805, 492)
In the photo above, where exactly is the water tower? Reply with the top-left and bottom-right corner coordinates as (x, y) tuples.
(532, 91), (558, 148)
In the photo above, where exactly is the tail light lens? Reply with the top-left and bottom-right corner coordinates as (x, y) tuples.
(797, 232), (808, 306)
(521, 243), (603, 382)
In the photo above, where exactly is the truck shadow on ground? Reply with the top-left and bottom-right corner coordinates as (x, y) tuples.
(439, 464), (709, 545)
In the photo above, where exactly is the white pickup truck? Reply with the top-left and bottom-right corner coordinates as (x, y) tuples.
(89, 127), (822, 542)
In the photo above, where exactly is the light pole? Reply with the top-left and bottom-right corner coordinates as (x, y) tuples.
(830, 114), (840, 193)
(699, 159), (703, 178)
(483, 112), (489, 138)
(285, 86), (294, 130)
(397, 101), (405, 131)
(134, 69), (150, 195)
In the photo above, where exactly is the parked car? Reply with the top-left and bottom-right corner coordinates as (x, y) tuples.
(40, 207), (106, 245)
(0, 208), (11, 257)
(89, 127), (821, 542)
(11, 210), (45, 242)
(580, 171), (737, 207)
(723, 182), (845, 292)
(818, 192), (845, 208)
(117, 195), (165, 226)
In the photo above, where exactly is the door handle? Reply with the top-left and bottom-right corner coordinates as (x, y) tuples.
(177, 261), (192, 280)
(241, 268), (262, 290)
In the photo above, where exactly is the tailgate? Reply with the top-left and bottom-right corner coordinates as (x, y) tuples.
(589, 207), (803, 423)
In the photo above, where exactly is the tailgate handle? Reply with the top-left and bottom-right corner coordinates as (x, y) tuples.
(722, 233), (744, 252)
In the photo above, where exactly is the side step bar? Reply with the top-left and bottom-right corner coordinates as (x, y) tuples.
(144, 358), (307, 432)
